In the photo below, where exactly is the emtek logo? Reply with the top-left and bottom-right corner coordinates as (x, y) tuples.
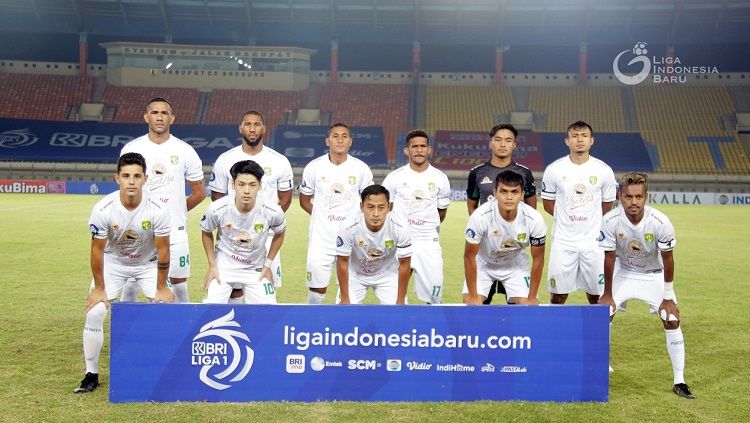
(348, 359), (381, 370)
(192, 309), (254, 390)
(286, 354), (305, 373)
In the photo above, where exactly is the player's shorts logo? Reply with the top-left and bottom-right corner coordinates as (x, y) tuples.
(192, 309), (254, 390)
(550, 278), (557, 288)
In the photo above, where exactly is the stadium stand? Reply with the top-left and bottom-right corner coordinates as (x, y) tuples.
(319, 83), (409, 161)
(529, 86), (627, 133)
(0, 73), (92, 121)
(425, 85), (515, 134)
(101, 85), (201, 124)
(203, 89), (304, 133)
(634, 86), (750, 173)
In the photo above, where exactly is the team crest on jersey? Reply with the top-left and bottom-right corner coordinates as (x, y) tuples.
(171, 155), (179, 165)
(263, 167), (271, 175)
(348, 176), (357, 185)
(141, 220), (152, 230)
(517, 233), (527, 242)
(644, 233), (655, 242)
(254, 223), (264, 233)
(428, 182), (436, 192)
(385, 240), (394, 249)
(589, 176), (597, 185)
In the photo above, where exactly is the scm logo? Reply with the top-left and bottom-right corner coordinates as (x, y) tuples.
(347, 359), (380, 370)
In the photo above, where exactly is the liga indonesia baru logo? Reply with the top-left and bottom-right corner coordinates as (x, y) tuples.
(613, 42), (718, 85)
(192, 309), (254, 390)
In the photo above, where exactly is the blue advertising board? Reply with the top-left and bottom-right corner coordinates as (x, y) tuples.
(0, 118), (242, 164)
(273, 125), (389, 166)
(110, 304), (609, 403)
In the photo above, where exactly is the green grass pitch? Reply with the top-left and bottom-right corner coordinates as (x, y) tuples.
(0, 193), (747, 421)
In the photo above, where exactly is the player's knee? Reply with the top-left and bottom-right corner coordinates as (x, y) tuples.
(170, 277), (187, 284)
(85, 302), (108, 327)
(310, 287), (327, 294)
(550, 293), (568, 304)
(663, 320), (680, 330)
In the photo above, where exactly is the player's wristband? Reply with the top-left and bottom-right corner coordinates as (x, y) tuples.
(663, 281), (676, 301)
(264, 257), (273, 268)
(157, 261), (170, 269)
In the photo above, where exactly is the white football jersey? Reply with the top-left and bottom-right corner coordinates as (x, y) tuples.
(541, 156), (616, 250)
(299, 154), (374, 253)
(200, 195), (287, 271)
(89, 192), (170, 266)
(208, 145), (293, 205)
(600, 205), (676, 273)
(381, 164), (451, 241)
(336, 214), (412, 281)
(120, 135), (204, 240)
(465, 201), (547, 273)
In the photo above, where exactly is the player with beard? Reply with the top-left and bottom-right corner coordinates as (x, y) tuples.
(598, 172), (694, 399)
(209, 111), (293, 302)
(119, 97), (205, 303)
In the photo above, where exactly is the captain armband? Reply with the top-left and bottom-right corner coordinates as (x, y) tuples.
(157, 261), (170, 269)
(530, 236), (546, 247)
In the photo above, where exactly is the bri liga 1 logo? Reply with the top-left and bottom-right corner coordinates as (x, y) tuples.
(191, 309), (254, 390)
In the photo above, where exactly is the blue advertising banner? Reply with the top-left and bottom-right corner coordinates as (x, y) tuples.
(0, 118), (242, 164)
(273, 125), (388, 167)
(110, 304), (609, 403)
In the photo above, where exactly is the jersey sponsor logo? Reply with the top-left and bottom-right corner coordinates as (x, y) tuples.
(625, 239), (651, 259)
(89, 224), (99, 235)
(0, 128), (38, 148)
(192, 309), (254, 390)
(141, 220), (152, 230)
(589, 176), (598, 185)
(384, 240), (394, 249)
(233, 231), (258, 252)
(490, 237), (521, 260)
(254, 223), (264, 233)
(644, 233), (655, 242)
(336, 236), (344, 247)
(480, 176), (493, 184)
(348, 359), (381, 370)
(286, 354), (305, 373)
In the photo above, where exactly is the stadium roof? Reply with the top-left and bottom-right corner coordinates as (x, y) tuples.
(2, 0), (750, 45)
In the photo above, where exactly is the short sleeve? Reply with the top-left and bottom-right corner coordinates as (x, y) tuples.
(276, 158), (294, 192)
(208, 155), (229, 194)
(299, 163), (316, 196)
(395, 225), (412, 259)
(599, 212), (618, 251)
(465, 213), (484, 245)
(437, 174), (451, 209)
(601, 166), (617, 203)
(88, 209), (108, 240)
(523, 168), (537, 198)
(184, 146), (204, 182)
(199, 203), (220, 233)
(466, 167), (479, 200)
(336, 225), (354, 256)
(541, 167), (556, 200)
(657, 217), (677, 251)
(153, 203), (171, 237)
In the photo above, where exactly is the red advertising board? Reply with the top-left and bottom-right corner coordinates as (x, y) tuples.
(0, 179), (66, 194)
(432, 130), (545, 171)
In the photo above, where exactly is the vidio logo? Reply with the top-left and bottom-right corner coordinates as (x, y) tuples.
(613, 42), (651, 85)
(191, 309), (254, 390)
